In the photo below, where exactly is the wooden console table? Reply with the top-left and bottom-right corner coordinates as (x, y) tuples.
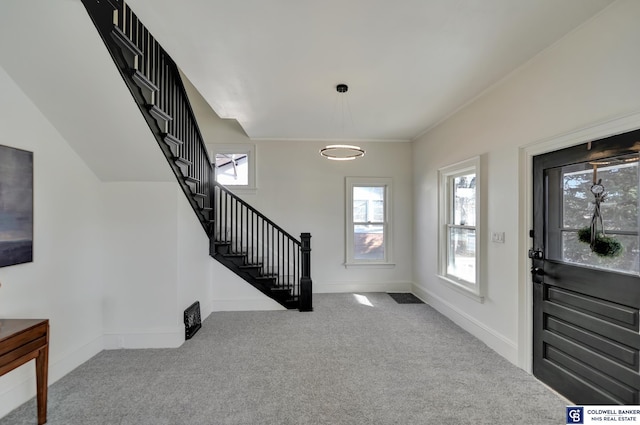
(0, 319), (49, 425)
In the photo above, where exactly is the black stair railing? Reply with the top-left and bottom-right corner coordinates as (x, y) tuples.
(81, 0), (312, 310)
(213, 183), (312, 311)
(112, 0), (213, 224)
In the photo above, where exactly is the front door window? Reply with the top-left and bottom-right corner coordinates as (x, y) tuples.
(547, 153), (639, 275)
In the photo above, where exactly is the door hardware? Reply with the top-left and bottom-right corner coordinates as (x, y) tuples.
(528, 249), (544, 260)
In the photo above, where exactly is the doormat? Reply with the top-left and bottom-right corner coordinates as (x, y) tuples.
(388, 293), (424, 304)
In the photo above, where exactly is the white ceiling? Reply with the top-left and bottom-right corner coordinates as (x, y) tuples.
(127, 0), (613, 142)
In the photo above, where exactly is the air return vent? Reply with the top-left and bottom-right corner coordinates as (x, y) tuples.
(184, 301), (202, 340)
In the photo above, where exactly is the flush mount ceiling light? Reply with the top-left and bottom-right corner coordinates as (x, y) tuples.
(320, 84), (365, 161)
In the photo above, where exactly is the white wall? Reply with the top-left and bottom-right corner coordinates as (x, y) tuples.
(412, 0), (640, 367)
(0, 57), (218, 420)
(185, 74), (415, 295)
(0, 65), (105, 418)
(250, 140), (414, 294)
(101, 182), (184, 348)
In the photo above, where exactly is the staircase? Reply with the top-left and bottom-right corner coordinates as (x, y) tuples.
(81, 0), (312, 311)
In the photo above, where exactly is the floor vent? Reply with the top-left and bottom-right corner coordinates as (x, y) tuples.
(184, 301), (202, 340)
(388, 293), (424, 304)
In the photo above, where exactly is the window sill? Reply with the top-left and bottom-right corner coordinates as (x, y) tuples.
(344, 262), (396, 269)
(437, 275), (484, 303)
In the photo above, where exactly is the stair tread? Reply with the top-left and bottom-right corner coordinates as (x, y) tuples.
(148, 104), (172, 121)
(110, 26), (142, 70)
(131, 69), (157, 91)
(164, 133), (184, 145)
(270, 287), (291, 293)
(222, 252), (246, 258)
(239, 263), (262, 268)
(174, 156), (192, 165)
(210, 251), (301, 310)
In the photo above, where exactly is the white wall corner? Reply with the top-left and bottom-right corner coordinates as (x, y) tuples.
(198, 299), (215, 321)
(412, 283), (519, 366)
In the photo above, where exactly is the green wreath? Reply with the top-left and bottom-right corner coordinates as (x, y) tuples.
(577, 227), (622, 258)
(576, 179), (623, 258)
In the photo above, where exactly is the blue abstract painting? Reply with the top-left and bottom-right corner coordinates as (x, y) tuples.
(0, 145), (33, 267)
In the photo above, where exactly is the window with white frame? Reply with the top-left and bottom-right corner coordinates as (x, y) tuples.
(345, 177), (393, 266)
(438, 157), (482, 299)
(210, 144), (256, 190)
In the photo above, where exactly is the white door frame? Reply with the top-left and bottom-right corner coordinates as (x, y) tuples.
(518, 109), (640, 372)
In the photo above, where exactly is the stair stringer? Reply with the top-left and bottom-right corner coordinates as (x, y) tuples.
(210, 240), (299, 309)
(210, 258), (285, 312)
(81, 0), (212, 235)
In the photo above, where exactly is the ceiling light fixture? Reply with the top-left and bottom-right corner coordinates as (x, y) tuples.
(320, 84), (365, 161)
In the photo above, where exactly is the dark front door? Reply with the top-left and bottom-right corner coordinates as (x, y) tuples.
(532, 129), (640, 404)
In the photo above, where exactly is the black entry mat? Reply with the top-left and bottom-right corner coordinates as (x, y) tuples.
(388, 293), (424, 304)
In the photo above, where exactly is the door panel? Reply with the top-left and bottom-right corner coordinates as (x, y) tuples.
(533, 129), (640, 405)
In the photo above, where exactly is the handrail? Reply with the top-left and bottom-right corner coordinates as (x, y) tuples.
(213, 182), (301, 245)
(160, 53), (213, 166)
(213, 183), (304, 302)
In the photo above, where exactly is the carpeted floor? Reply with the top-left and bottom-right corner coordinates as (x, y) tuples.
(0, 293), (568, 425)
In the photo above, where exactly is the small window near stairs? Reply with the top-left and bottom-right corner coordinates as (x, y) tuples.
(211, 144), (256, 190)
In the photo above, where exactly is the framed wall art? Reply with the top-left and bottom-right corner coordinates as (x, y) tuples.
(0, 144), (33, 267)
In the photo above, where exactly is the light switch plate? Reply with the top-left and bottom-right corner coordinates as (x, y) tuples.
(491, 232), (505, 243)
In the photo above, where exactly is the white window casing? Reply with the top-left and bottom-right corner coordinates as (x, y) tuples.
(345, 177), (394, 268)
(438, 156), (484, 302)
(210, 143), (256, 191)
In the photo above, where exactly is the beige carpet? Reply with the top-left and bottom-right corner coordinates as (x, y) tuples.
(0, 292), (568, 424)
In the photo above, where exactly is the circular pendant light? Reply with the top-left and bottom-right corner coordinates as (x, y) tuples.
(320, 144), (365, 161)
(320, 84), (365, 161)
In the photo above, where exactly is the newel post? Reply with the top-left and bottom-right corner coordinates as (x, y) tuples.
(299, 233), (313, 312)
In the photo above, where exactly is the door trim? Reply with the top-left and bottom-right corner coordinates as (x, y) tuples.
(518, 109), (640, 373)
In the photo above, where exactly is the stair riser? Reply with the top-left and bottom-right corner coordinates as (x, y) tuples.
(174, 159), (190, 176)
(186, 180), (197, 192)
(222, 255), (247, 267)
(211, 252), (297, 309)
(239, 267), (263, 278)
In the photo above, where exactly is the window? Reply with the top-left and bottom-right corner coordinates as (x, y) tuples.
(549, 153), (639, 275)
(345, 177), (393, 266)
(215, 153), (248, 185)
(210, 144), (256, 190)
(438, 157), (482, 300)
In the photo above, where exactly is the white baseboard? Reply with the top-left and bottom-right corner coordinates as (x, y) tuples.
(0, 334), (103, 420)
(314, 281), (412, 294)
(412, 283), (519, 367)
(210, 297), (286, 312)
(103, 327), (184, 349)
